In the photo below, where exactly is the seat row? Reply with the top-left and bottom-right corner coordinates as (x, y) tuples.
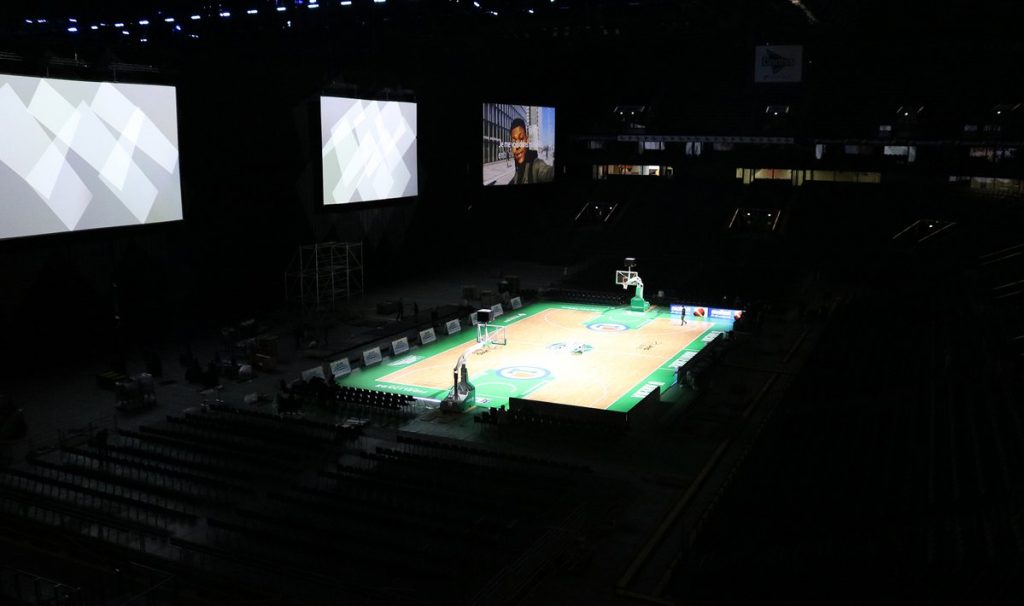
(336, 385), (414, 409)
(475, 406), (628, 435)
(396, 432), (591, 473)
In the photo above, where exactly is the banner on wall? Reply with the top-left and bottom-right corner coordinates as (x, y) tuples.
(419, 328), (437, 344)
(362, 347), (382, 366)
(670, 304), (743, 321)
(446, 319), (462, 335)
(710, 308), (744, 321)
(754, 45), (803, 83)
(392, 337), (410, 356)
(330, 358), (351, 378)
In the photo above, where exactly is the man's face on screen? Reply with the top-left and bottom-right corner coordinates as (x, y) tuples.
(510, 126), (528, 165)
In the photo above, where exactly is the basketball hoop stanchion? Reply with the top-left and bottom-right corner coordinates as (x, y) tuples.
(441, 350), (476, 412)
(617, 257), (651, 312)
(441, 309), (506, 412)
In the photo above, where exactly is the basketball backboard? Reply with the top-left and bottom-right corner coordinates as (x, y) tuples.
(615, 270), (638, 287)
(475, 324), (507, 346)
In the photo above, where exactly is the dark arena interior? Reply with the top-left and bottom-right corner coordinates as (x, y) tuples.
(2, 1), (1024, 604)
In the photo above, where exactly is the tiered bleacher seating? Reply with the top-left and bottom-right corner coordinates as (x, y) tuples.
(194, 430), (588, 603)
(683, 197), (1024, 602)
(0, 404), (598, 605)
(396, 432), (591, 472)
(540, 288), (628, 307)
(475, 402), (628, 435)
(0, 566), (86, 606)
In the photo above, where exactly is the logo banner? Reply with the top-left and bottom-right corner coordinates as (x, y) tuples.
(754, 45), (803, 83)
(362, 347), (382, 367)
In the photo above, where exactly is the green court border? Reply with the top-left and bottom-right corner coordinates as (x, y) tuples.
(335, 301), (733, 413)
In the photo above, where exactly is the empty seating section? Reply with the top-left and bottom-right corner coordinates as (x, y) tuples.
(396, 432), (591, 472)
(689, 266), (1024, 602)
(335, 385), (415, 411)
(277, 379), (416, 417)
(541, 288), (627, 307)
(0, 405), (594, 604)
(0, 405), (356, 556)
(476, 403), (629, 434)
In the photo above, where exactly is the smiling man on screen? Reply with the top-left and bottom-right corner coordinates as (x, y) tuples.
(507, 118), (554, 185)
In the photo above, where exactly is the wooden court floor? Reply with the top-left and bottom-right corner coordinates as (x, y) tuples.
(378, 308), (712, 409)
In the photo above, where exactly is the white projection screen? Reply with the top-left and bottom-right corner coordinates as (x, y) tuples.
(0, 74), (182, 240)
(320, 96), (418, 205)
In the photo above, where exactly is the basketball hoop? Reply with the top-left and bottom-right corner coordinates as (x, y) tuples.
(616, 261), (651, 312)
(475, 323), (508, 348)
(443, 320), (507, 411)
(615, 270), (639, 289)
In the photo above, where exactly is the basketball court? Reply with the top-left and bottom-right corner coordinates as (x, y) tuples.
(337, 301), (738, 412)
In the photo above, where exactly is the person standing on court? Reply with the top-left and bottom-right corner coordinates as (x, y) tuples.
(507, 118), (554, 185)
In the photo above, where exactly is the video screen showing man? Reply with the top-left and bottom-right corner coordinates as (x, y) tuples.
(482, 104), (555, 186)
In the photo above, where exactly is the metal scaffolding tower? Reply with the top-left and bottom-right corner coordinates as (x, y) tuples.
(285, 242), (364, 310)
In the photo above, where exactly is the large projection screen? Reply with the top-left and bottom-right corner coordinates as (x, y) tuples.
(482, 103), (556, 186)
(0, 74), (182, 240)
(321, 96), (418, 205)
